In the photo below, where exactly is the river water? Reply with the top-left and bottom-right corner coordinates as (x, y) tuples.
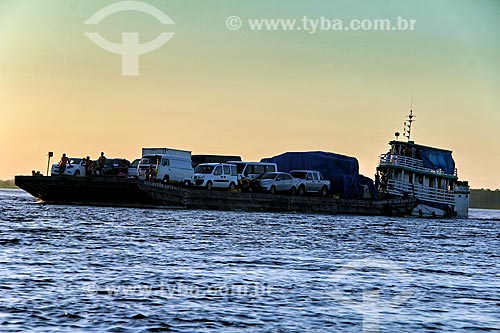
(0, 189), (499, 332)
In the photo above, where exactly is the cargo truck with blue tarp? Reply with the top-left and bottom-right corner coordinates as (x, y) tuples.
(261, 151), (375, 199)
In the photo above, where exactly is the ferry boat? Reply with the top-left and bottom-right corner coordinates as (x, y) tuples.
(376, 110), (470, 218)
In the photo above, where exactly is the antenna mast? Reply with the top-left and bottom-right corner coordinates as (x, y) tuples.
(403, 95), (415, 141)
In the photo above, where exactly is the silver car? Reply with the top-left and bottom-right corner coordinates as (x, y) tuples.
(128, 158), (140, 179)
(254, 172), (299, 195)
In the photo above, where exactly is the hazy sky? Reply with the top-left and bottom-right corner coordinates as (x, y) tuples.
(1, 0), (499, 188)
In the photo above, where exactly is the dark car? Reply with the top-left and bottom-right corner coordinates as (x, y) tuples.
(102, 158), (130, 176)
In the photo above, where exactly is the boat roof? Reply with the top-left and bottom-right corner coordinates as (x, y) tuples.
(389, 140), (453, 153)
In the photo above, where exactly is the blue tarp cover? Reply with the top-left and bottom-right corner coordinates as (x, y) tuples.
(359, 174), (378, 200)
(261, 151), (370, 199)
(418, 147), (455, 175)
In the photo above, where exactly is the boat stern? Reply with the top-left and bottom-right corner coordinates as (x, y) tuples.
(454, 181), (470, 218)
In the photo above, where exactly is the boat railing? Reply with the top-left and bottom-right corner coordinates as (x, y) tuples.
(386, 179), (455, 205)
(378, 154), (458, 176)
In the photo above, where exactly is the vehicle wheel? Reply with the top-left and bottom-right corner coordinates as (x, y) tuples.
(298, 185), (305, 196)
(206, 181), (213, 191)
(290, 186), (296, 195)
(74, 170), (80, 176)
(270, 186), (276, 194)
(162, 175), (169, 183)
(229, 182), (235, 190)
(320, 186), (328, 197)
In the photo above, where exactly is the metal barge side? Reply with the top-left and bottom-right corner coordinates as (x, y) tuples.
(15, 176), (416, 216)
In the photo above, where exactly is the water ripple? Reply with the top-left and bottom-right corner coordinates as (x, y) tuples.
(0, 189), (499, 332)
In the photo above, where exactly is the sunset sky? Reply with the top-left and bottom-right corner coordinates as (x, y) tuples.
(1, 0), (499, 188)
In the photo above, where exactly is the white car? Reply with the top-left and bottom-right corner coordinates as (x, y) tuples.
(128, 158), (140, 179)
(254, 172), (300, 194)
(193, 163), (238, 190)
(51, 158), (86, 176)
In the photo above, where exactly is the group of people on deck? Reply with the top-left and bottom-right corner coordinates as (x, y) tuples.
(58, 152), (107, 176)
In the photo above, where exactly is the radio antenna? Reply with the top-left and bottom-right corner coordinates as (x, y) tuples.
(403, 95), (415, 141)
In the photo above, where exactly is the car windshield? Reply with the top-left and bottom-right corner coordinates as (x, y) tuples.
(141, 156), (159, 164)
(290, 171), (307, 179)
(131, 159), (140, 167)
(195, 165), (215, 174)
(260, 173), (277, 180)
(69, 159), (82, 164)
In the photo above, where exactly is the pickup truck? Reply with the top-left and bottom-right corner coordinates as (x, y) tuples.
(290, 170), (330, 197)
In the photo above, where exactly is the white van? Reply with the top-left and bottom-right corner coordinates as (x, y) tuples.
(193, 163), (238, 190)
(227, 161), (278, 180)
(138, 154), (194, 185)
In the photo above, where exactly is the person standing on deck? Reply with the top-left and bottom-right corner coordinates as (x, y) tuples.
(84, 156), (93, 176)
(97, 152), (107, 175)
(58, 153), (69, 175)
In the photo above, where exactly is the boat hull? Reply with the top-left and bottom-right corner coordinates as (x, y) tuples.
(412, 203), (450, 218)
(14, 176), (416, 216)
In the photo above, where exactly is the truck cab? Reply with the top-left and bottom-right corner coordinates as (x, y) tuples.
(290, 170), (330, 196)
